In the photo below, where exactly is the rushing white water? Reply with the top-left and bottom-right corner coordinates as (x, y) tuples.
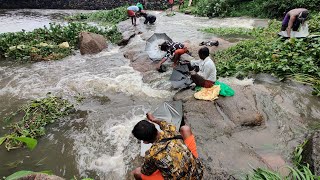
(0, 47), (173, 99)
(0, 9), (275, 179)
(71, 106), (147, 178)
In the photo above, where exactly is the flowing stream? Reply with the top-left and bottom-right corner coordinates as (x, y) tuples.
(0, 9), (319, 179)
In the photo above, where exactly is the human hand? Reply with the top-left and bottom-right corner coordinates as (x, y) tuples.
(146, 112), (156, 122)
(190, 70), (196, 75)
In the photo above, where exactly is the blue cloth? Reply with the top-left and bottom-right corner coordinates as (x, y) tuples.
(127, 6), (139, 11)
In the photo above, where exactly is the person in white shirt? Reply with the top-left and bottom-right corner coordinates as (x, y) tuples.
(190, 47), (216, 88)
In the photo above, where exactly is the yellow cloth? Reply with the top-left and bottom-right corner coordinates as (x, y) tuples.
(194, 85), (220, 101)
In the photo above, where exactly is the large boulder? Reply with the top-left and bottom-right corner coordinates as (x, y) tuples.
(173, 86), (268, 176)
(79, 32), (107, 55)
(302, 130), (320, 176)
(215, 85), (263, 127)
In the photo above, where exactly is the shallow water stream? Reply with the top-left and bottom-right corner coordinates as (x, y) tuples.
(0, 9), (319, 179)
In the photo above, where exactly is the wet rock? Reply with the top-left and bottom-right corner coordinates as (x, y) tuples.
(302, 130), (320, 176)
(187, 38), (234, 59)
(260, 154), (286, 170)
(123, 36), (156, 73)
(204, 168), (237, 180)
(174, 88), (268, 176)
(216, 85), (264, 127)
(18, 173), (64, 180)
(117, 21), (145, 46)
(79, 32), (107, 55)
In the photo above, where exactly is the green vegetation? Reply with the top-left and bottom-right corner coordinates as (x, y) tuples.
(182, 0), (320, 18)
(0, 95), (74, 151)
(200, 27), (257, 37)
(0, 22), (121, 62)
(4, 170), (52, 180)
(202, 19), (320, 96)
(247, 141), (319, 179)
(65, 6), (128, 25)
(309, 12), (320, 33)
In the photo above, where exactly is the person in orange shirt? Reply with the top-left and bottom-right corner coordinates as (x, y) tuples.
(131, 113), (203, 180)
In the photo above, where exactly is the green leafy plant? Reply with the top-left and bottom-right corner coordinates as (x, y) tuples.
(205, 20), (320, 96)
(5, 170), (52, 180)
(0, 22), (121, 62)
(247, 140), (320, 179)
(0, 95), (74, 151)
(309, 12), (320, 33)
(65, 6), (128, 25)
(200, 27), (260, 37)
(188, 0), (320, 18)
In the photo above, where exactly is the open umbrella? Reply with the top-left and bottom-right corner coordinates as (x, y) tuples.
(169, 64), (192, 89)
(145, 33), (173, 61)
(140, 101), (183, 156)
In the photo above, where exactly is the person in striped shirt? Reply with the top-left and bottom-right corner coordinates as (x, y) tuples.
(157, 41), (189, 70)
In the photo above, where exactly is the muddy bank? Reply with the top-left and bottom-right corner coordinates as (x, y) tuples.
(118, 12), (320, 179)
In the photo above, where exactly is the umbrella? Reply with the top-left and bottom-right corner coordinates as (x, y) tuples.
(140, 101), (183, 156)
(145, 33), (173, 61)
(169, 64), (193, 89)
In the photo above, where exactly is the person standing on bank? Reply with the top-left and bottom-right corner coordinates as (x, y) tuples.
(281, 8), (309, 38)
(190, 47), (216, 88)
(127, 5), (142, 26)
(168, 0), (174, 12)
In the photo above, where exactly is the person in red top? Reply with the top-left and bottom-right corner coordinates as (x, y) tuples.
(168, 0), (174, 11)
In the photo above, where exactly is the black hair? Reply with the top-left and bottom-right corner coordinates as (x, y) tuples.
(140, 11), (147, 18)
(300, 11), (309, 19)
(160, 41), (169, 51)
(138, 7), (142, 12)
(198, 47), (210, 58)
(132, 120), (157, 142)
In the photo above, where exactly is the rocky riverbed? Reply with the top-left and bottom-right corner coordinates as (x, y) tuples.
(117, 12), (320, 179)
(0, 9), (319, 179)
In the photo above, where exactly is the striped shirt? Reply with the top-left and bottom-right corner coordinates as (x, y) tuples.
(164, 41), (184, 59)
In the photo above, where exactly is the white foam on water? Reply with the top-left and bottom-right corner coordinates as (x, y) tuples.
(71, 106), (147, 179)
(0, 47), (173, 99)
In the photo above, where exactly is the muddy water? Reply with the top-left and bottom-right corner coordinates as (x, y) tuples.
(0, 9), (318, 180)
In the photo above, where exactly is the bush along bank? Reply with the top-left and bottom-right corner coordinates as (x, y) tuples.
(181, 0), (320, 18)
(0, 95), (74, 151)
(201, 19), (320, 96)
(65, 6), (128, 25)
(0, 22), (121, 62)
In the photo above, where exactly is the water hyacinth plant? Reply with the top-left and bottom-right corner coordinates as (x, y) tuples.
(202, 20), (320, 96)
(0, 95), (74, 151)
(0, 22), (121, 62)
(65, 6), (128, 25)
